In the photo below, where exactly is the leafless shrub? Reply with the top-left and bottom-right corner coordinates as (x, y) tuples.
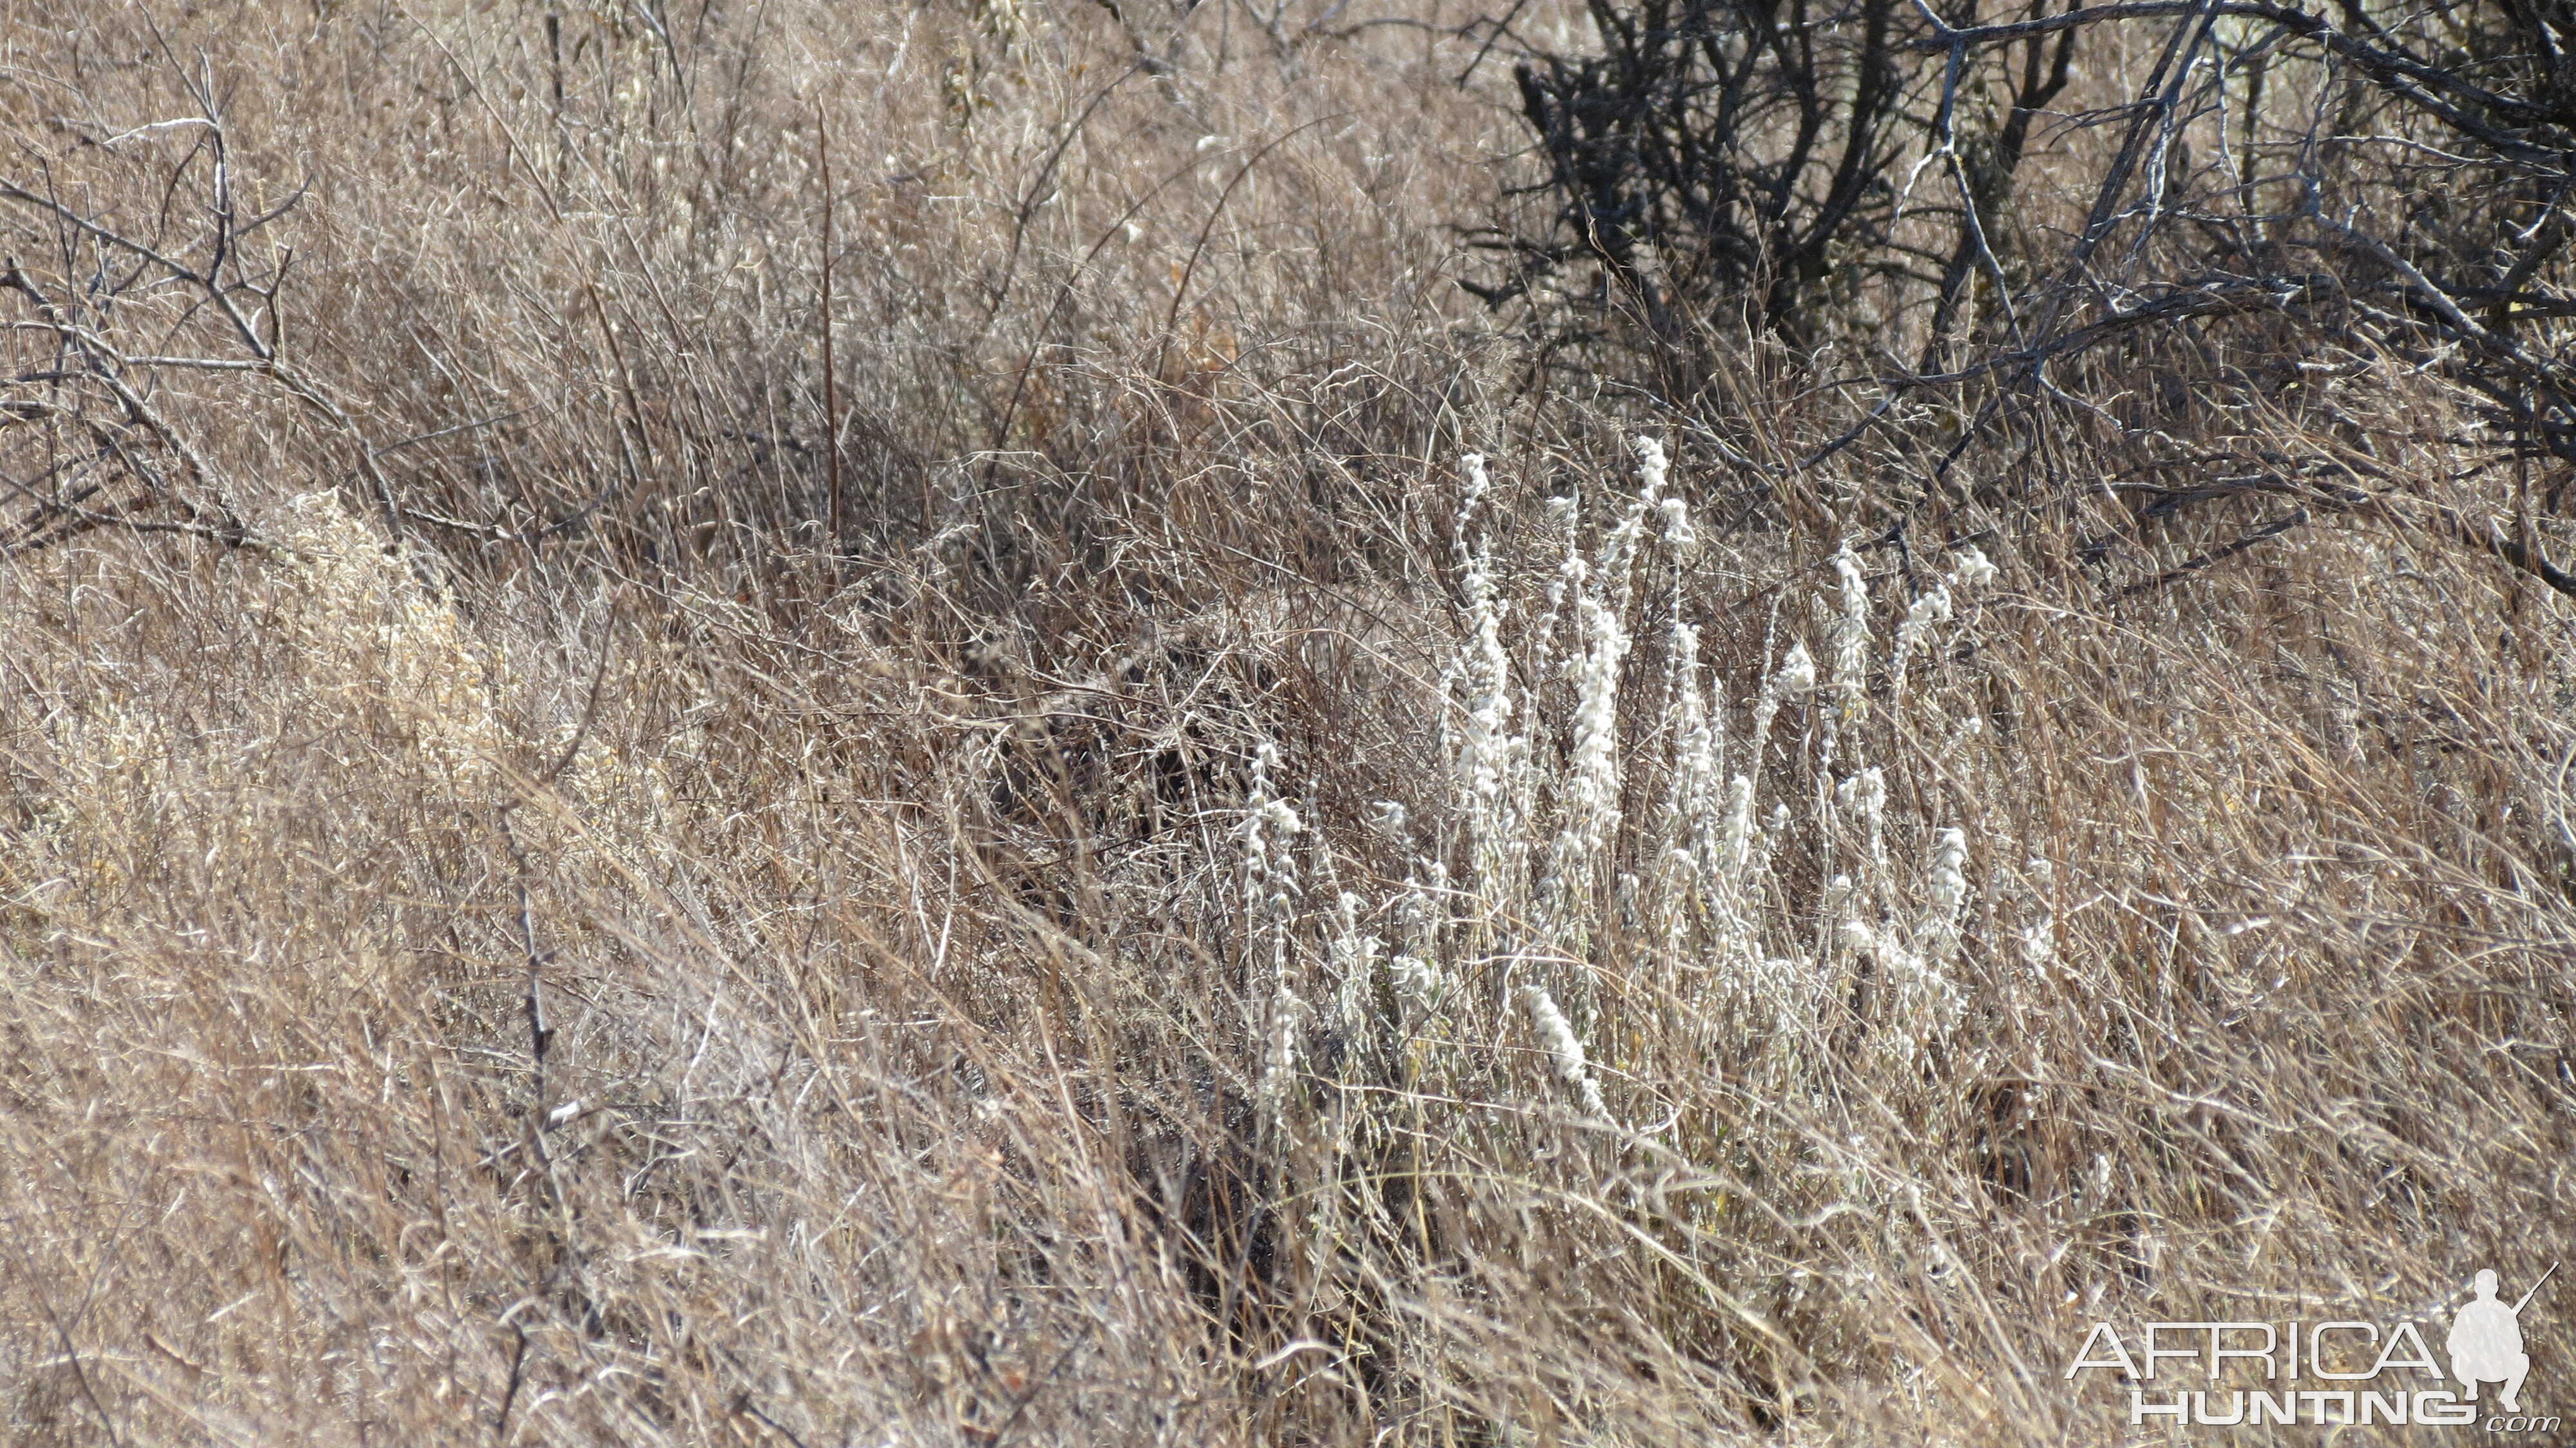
(1499, 0), (2576, 611)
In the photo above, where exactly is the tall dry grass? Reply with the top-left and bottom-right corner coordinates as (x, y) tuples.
(1, 0), (2572, 1444)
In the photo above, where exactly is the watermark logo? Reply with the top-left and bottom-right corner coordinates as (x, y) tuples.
(2065, 1266), (2556, 1431)
(2452, 1268), (2537, 1415)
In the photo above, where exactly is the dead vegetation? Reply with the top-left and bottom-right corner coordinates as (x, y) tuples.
(0, 0), (2571, 1443)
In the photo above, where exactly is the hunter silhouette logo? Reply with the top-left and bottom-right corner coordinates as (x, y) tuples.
(2065, 1264), (2557, 1429)
(2452, 1266), (2550, 1415)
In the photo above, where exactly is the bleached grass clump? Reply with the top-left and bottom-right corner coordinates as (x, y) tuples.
(1828, 824), (1973, 1060)
(275, 492), (506, 790)
(42, 701), (178, 897)
(1303, 442), (2012, 1163)
(1553, 440), (1669, 888)
(272, 496), (672, 841)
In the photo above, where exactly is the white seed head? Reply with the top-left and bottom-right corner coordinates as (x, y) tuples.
(1951, 544), (1999, 589)
(1891, 582), (1955, 685)
(1836, 767), (1889, 853)
(1519, 983), (1608, 1118)
(1828, 542), (1871, 709)
(1719, 775), (1757, 879)
(1259, 984), (1306, 1127)
(1633, 435), (1669, 500)
(1262, 797), (1302, 837)
(1776, 641), (1817, 696)
(1459, 537), (1518, 881)
(1659, 495), (1696, 548)
(1563, 595), (1631, 872)
(1920, 826), (1971, 958)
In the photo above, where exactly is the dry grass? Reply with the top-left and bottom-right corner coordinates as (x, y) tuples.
(1, 0), (2573, 1443)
